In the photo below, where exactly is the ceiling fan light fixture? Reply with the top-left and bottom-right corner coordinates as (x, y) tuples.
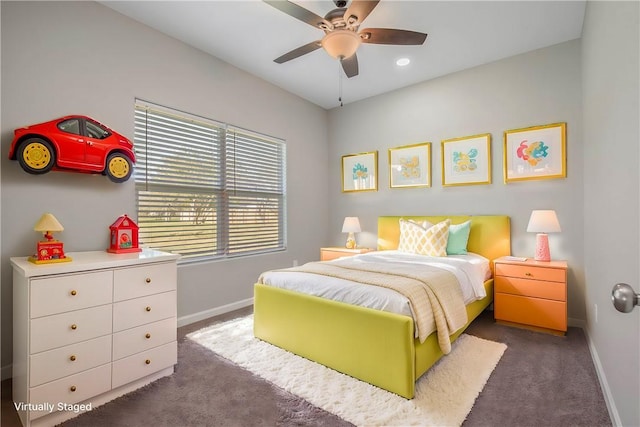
(321, 30), (362, 59)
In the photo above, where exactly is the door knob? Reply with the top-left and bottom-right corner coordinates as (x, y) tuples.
(611, 283), (640, 313)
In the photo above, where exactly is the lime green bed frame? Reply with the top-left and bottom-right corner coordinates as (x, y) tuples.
(254, 215), (510, 399)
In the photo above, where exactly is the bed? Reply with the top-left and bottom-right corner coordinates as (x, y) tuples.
(253, 215), (511, 399)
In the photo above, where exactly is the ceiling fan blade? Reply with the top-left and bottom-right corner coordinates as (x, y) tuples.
(274, 40), (322, 64)
(341, 54), (359, 78)
(359, 28), (427, 45)
(263, 0), (332, 30)
(343, 0), (380, 26)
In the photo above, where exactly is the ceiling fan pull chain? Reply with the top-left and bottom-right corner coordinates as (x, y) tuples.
(338, 63), (343, 107)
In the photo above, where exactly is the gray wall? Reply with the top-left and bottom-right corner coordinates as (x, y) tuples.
(583, 2), (639, 426)
(327, 40), (585, 321)
(0, 2), (329, 373)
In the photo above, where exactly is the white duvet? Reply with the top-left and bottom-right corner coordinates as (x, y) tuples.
(259, 250), (491, 319)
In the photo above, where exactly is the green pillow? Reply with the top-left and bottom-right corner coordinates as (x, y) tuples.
(446, 221), (471, 255)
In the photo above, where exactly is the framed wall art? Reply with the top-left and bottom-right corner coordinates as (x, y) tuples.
(503, 122), (566, 183)
(441, 133), (492, 186)
(342, 151), (378, 192)
(388, 142), (431, 188)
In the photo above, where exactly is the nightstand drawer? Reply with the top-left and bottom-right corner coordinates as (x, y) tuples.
(495, 276), (566, 302)
(495, 263), (565, 282)
(30, 304), (112, 353)
(495, 293), (566, 331)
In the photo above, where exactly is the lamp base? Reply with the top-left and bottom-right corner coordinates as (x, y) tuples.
(534, 233), (551, 262)
(345, 232), (356, 249)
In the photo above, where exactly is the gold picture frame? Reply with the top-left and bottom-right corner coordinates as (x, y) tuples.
(441, 133), (492, 186)
(342, 151), (378, 192)
(388, 142), (431, 188)
(503, 122), (566, 183)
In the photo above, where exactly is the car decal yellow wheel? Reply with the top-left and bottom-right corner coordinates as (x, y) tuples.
(22, 142), (52, 170)
(105, 153), (133, 183)
(108, 156), (130, 178)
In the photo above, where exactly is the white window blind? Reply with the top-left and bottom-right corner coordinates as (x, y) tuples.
(134, 101), (286, 261)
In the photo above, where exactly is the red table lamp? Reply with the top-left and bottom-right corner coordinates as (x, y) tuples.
(29, 213), (72, 264)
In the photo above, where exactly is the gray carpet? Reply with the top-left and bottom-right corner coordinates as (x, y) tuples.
(51, 309), (610, 426)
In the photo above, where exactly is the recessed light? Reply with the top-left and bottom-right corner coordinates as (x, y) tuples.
(396, 58), (410, 67)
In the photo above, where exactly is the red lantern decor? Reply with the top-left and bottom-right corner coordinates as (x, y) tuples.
(108, 214), (141, 254)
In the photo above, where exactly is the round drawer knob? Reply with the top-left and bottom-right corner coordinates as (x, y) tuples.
(70, 290), (77, 296)
(71, 324), (77, 330)
(145, 359), (151, 365)
(525, 272), (533, 277)
(145, 278), (152, 283)
(145, 333), (151, 339)
(70, 385), (77, 392)
(70, 355), (76, 362)
(145, 306), (152, 312)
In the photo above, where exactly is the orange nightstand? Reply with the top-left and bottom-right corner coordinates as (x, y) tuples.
(320, 247), (373, 261)
(493, 257), (568, 335)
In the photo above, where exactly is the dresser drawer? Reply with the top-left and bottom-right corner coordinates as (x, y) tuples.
(113, 262), (177, 302)
(30, 335), (112, 387)
(495, 277), (566, 302)
(113, 317), (177, 360)
(112, 341), (177, 389)
(113, 291), (177, 332)
(30, 304), (112, 354)
(29, 363), (111, 421)
(495, 263), (565, 283)
(495, 293), (567, 331)
(30, 271), (113, 318)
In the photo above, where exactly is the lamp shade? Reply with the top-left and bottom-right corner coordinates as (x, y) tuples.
(33, 213), (64, 233)
(527, 210), (561, 233)
(342, 217), (361, 233)
(321, 30), (361, 59)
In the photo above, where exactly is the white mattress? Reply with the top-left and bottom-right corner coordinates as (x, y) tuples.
(259, 250), (491, 319)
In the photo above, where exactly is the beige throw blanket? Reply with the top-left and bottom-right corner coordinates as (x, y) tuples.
(259, 258), (468, 353)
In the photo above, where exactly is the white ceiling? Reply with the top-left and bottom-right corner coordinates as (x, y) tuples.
(102, 1), (586, 110)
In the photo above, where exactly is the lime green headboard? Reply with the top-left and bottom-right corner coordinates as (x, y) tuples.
(377, 215), (511, 262)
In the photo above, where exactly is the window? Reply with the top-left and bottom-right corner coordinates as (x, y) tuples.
(58, 119), (80, 135)
(134, 101), (286, 262)
(85, 119), (110, 139)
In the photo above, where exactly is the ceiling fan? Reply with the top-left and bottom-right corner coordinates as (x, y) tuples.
(264, 0), (427, 78)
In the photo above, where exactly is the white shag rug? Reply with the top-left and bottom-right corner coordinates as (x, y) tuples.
(187, 315), (506, 427)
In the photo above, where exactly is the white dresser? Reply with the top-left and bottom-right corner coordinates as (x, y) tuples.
(11, 249), (180, 427)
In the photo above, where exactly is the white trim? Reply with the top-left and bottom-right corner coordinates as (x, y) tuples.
(568, 317), (585, 328)
(177, 298), (253, 328)
(583, 325), (620, 426)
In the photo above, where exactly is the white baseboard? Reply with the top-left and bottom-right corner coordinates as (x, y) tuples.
(582, 326), (620, 426)
(177, 298), (253, 328)
(568, 317), (585, 328)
